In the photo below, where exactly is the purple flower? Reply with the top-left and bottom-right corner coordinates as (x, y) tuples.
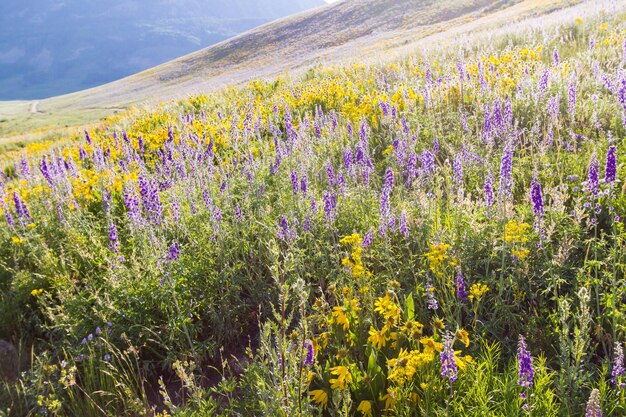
(612, 342), (624, 386)
(421, 150), (436, 176)
(326, 162), (336, 187)
(517, 335), (534, 391)
(168, 243), (180, 262)
(455, 267), (468, 302)
(300, 175), (308, 195)
(379, 187), (391, 219)
(585, 389), (602, 417)
(553, 47), (560, 66)
(587, 153), (600, 195)
(19, 158), (31, 178)
(548, 94), (560, 120)
(304, 339), (314, 366)
(538, 69), (550, 95)
(362, 230), (373, 248)
(383, 167), (394, 190)
(605, 146), (617, 183)
(440, 331), (457, 382)
(5, 210), (15, 228)
(484, 173), (494, 209)
(323, 191), (337, 222)
(405, 151), (418, 186)
(277, 215), (296, 242)
(39, 156), (55, 186)
(461, 112), (470, 133)
(235, 205), (243, 223)
(108, 222), (120, 251)
(139, 175), (163, 224)
(568, 77), (577, 118)
(13, 192), (31, 221)
(530, 179), (544, 218)
(290, 171), (299, 195)
(453, 154), (463, 185)
(426, 279), (438, 310)
(498, 143), (514, 198)
(399, 211), (409, 237)
(343, 148), (354, 171)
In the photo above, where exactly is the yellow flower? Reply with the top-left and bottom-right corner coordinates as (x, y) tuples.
(357, 400), (373, 417)
(434, 318), (445, 330)
(368, 326), (388, 349)
(381, 388), (396, 410)
(309, 389), (329, 408)
(469, 283), (489, 302)
(11, 236), (24, 244)
(329, 365), (352, 390)
(512, 249), (530, 260)
(575, 17), (583, 24)
(425, 243), (452, 271)
(420, 337), (443, 354)
(374, 294), (400, 323)
(504, 220), (531, 244)
(455, 352), (474, 371)
(31, 288), (43, 296)
(457, 329), (470, 347)
(332, 306), (350, 330)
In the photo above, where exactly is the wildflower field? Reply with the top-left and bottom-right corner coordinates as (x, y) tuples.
(1, 3), (626, 417)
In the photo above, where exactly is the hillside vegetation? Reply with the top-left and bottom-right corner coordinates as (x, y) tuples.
(0, 0), (572, 138)
(1, 1), (626, 416)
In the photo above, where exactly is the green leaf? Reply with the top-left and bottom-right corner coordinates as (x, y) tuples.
(367, 348), (377, 376)
(406, 292), (415, 321)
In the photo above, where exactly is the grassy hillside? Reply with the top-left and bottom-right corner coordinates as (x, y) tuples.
(0, 0), (576, 139)
(1, 0), (626, 416)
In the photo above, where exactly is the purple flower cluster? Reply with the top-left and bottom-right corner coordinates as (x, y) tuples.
(108, 222), (120, 252)
(440, 331), (457, 382)
(585, 389), (602, 417)
(605, 146), (616, 183)
(587, 153), (600, 196)
(612, 342), (624, 387)
(498, 143), (514, 198)
(455, 267), (468, 302)
(517, 335), (534, 394)
(303, 339), (314, 366)
(530, 179), (544, 219)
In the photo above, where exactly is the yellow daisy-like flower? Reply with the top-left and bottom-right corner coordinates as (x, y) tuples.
(332, 306), (350, 330)
(329, 365), (352, 390)
(309, 389), (329, 408)
(368, 326), (388, 349)
(357, 400), (373, 417)
(381, 388), (396, 410)
(420, 337), (443, 354)
(374, 294), (400, 323)
(457, 329), (470, 347)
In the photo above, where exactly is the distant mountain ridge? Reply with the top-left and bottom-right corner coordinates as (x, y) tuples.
(0, 0), (323, 100)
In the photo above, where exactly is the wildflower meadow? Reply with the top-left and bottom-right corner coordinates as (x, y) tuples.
(1, 3), (626, 417)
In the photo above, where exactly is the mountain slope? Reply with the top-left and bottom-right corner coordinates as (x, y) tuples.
(0, 0), (323, 100)
(0, 0), (583, 139)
